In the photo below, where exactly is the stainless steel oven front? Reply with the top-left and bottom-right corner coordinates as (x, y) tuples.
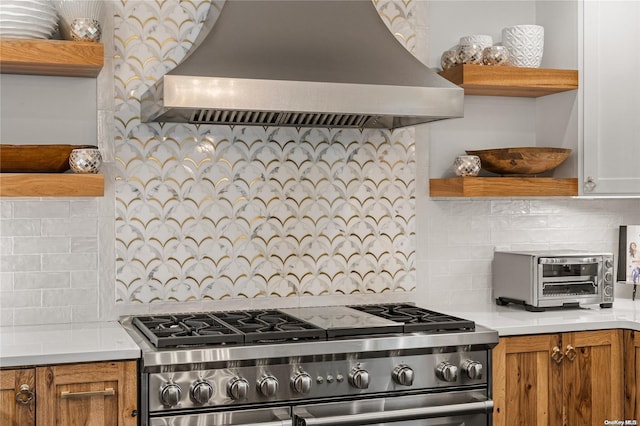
(292, 390), (492, 426)
(121, 305), (498, 426)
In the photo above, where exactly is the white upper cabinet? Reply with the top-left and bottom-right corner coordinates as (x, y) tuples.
(582, 1), (640, 196)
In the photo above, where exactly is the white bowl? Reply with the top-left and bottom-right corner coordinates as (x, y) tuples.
(459, 35), (493, 50)
(0, 0), (57, 39)
(502, 25), (544, 67)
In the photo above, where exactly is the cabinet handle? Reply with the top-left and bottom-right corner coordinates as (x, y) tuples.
(61, 388), (115, 399)
(16, 384), (34, 405)
(565, 345), (577, 361)
(551, 346), (564, 364)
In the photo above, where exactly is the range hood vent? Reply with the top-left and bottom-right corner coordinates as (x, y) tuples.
(141, 0), (464, 130)
(190, 109), (374, 128)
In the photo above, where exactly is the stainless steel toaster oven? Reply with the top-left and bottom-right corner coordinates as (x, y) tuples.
(493, 250), (614, 311)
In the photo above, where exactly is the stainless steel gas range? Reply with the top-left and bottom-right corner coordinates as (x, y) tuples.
(121, 304), (498, 426)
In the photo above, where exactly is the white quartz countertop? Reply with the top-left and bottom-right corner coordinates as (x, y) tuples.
(0, 321), (140, 368)
(442, 299), (640, 336)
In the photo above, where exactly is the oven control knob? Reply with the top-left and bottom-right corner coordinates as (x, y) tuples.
(291, 372), (312, 394)
(435, 362), (458, 382)
(257, 375), (279, 397)
(392, 364), (414, 386)
(227, 377), (249, 400)
(190, 380), (213, 404)
(348, 367), (369, 389)
(159, 382), (182, 407)
(462, 360), (483, 380)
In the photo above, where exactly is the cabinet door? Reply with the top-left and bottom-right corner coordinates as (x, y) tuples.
(582, 1), (640, 195)
(36, 361), (137, 426)
(563, 330), (624, 425)
(0, 368), (35, 426)
(492, 334), (563, 426)
(625, 330), (640, 419)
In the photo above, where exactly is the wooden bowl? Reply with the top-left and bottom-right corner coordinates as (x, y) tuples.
(0, 144), (96, 173)
(465, 147), (571, 176)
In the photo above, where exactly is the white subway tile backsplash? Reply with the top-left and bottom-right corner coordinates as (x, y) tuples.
(69, 200), (99, 218)
(0, 238), (12, 255)
(13, 201), (69, 218)
(13, 237), (70, 254)
(0, 273), (13, 292)
(71, 304), (101, 323)
(42, 288), (98, 307)
(0, 219), (40, 237)
(41, 218), (98, 237)
(14, 307), (72, 326)
(14, 272), (70, 289)
(70, 270), (98, 288)
(0, 290), (41, 309)
(0, 201), (11, 219)
(490, 200), (531, 215)
(0, 255), (41, 273)
(41, 254), (97, 271)
(70, 237), (98, 253)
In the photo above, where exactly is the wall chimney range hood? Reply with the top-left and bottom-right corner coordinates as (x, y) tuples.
(141, 0), (464, 130)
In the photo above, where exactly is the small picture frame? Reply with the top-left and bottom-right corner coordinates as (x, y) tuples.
(618, 225), (640, 300)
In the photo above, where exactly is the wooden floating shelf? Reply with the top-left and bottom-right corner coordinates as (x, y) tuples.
(0, 174), (104, 197)
(429, 177), (579, 198)
(0, 39), (104, 77)
(438, 64), (578, 97)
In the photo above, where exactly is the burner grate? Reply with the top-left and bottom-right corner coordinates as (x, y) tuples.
(349, 304), (475, 333)
(132, 314), (244, 348)
(213, 310), (326, 343)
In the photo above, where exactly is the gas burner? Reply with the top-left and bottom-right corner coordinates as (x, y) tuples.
(349, 304), (475, 333)
(133, 310), (326, 348)
(132, 314), (244, 348)
(213, 310), (326, 343)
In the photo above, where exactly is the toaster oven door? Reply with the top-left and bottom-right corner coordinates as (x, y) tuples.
(538, 257), (601, 303)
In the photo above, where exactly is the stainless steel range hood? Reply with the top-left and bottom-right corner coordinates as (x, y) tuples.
(141, 0), (464, 129)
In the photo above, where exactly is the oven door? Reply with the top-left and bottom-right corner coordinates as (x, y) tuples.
(292, 390), (492, 426)
(149, 407), (291, 426)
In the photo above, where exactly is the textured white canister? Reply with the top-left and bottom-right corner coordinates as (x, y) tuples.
(501, 25), (544, 67)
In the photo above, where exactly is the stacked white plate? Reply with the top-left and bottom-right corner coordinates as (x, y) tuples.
(0, 0), (58, 39)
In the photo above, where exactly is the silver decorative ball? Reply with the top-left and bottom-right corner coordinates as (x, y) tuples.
(69, 148), (102, 174)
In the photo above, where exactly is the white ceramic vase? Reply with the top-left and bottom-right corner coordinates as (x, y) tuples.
(501, 25), (544, 67)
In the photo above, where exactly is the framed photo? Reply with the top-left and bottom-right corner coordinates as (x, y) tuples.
(618, 225), (640, 284)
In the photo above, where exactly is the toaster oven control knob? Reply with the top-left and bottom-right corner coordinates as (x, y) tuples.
(604, 271), (613, 283)
(159, 382), (182, 407)
(436, 362), (458, 382)
(605, 258), (613, 269)
(291, 372), (312, 394)
(190, 380), (214, 404)
(349, 367), (370, 389)
(392, 364), (414, 386)
(227, 377), (249, 400)
(462, 360), (483, 380)
(257, 375), (279, 397)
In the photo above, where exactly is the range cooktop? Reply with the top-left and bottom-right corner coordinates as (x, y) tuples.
(131, 304), (476, 349)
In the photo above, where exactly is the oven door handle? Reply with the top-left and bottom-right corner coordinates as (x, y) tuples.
(295, 400), (494, 426)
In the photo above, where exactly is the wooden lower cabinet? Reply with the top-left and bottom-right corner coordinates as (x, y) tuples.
(0, 360), (137, 426)
(625, 330), (640, 419)
(492, 329), (625, 426)
(1, 368), (36, 425)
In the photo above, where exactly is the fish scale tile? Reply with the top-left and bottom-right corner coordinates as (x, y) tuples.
(113, 0), (416, 303)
